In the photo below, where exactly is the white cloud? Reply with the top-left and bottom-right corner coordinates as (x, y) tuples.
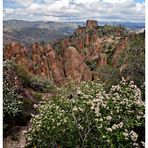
(3, 0), (145, 22)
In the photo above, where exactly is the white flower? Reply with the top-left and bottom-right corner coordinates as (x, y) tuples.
(133, 143), (139, 147)
(78, 107), (84, 112)
(102, 103), (107, 108)
(99, 118), (103, 122)
(125, 129), (128, 132)
(130, 130), (138, 142)
(22, 130), (27, 135)
(73, 107), (78, 112)
(112, 124), (118, 130)
(98, 124), (103, 128)
(78, 124), (83, 130)
(123, 132), (128, 137)
(106, 116), (112, 121)
(107, 128), (113, 132)
(118, 122), (123, 128)
(102, 135), (106, 139)
(95, 118), (99, 122)
(91, 105), (95, 110)
(77, 90), (82, 95)
(33, 104), (38, 108)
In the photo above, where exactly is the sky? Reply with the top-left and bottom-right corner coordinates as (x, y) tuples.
(3, 0), (145, 22)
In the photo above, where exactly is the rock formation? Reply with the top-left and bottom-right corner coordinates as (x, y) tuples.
(86, 20), (98, 30)
(4, 19), (128, 85)
(63, 46), (92, 83)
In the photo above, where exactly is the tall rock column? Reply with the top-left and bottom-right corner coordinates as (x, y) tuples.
(63, 46), (92, 83)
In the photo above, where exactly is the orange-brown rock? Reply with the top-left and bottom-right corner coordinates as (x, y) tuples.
(32, 42), (44, 55)
(42, 55), (50, 78)
(75, 26), (85, 35)
(63, 46), (92, 83)
(44, 44), (53, 53)
(85, 33), (90, 46)
(86, 20), (98, 30)
(94, 38), (104, 53)
(47, 49), (65, 84)
(112, 37), (128, 66)
(4, 41), (28, 65)
(62, 38), (70, 50)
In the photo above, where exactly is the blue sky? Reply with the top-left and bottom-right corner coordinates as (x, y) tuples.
(135, 0), (144, 2)
(3, 0), (145, 22)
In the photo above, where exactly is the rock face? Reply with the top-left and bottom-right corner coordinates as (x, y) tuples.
(63, 46), (92, 83)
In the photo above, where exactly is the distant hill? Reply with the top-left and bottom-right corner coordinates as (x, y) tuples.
(3, 20), (78, 46)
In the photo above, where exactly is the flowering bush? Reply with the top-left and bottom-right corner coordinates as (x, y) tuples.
(3, 60), (23, 130)
(26, 78), (145, 147)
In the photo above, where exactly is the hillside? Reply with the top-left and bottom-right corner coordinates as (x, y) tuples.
(3, 20), (145, 147)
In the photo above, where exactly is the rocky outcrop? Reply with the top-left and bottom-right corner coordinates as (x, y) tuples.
(75, 26), (85, 35)
(63, 46), (92, 83)
(112, 37), (128, 66)
(62, 38), (70, 50)
(4, 42), (28, 66)
(86, 20), (98, 30)
(46, 48), (65, 84)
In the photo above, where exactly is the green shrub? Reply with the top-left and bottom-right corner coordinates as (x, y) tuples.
(16, 64), (32, 87)
(26, 79), (145, 147)
(86, 61), (97, 71)
(116, 33), (145, 88)
(29, 76), (55, 92)
(16, 64), (55, 92)
(96, 65), (120, 90)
